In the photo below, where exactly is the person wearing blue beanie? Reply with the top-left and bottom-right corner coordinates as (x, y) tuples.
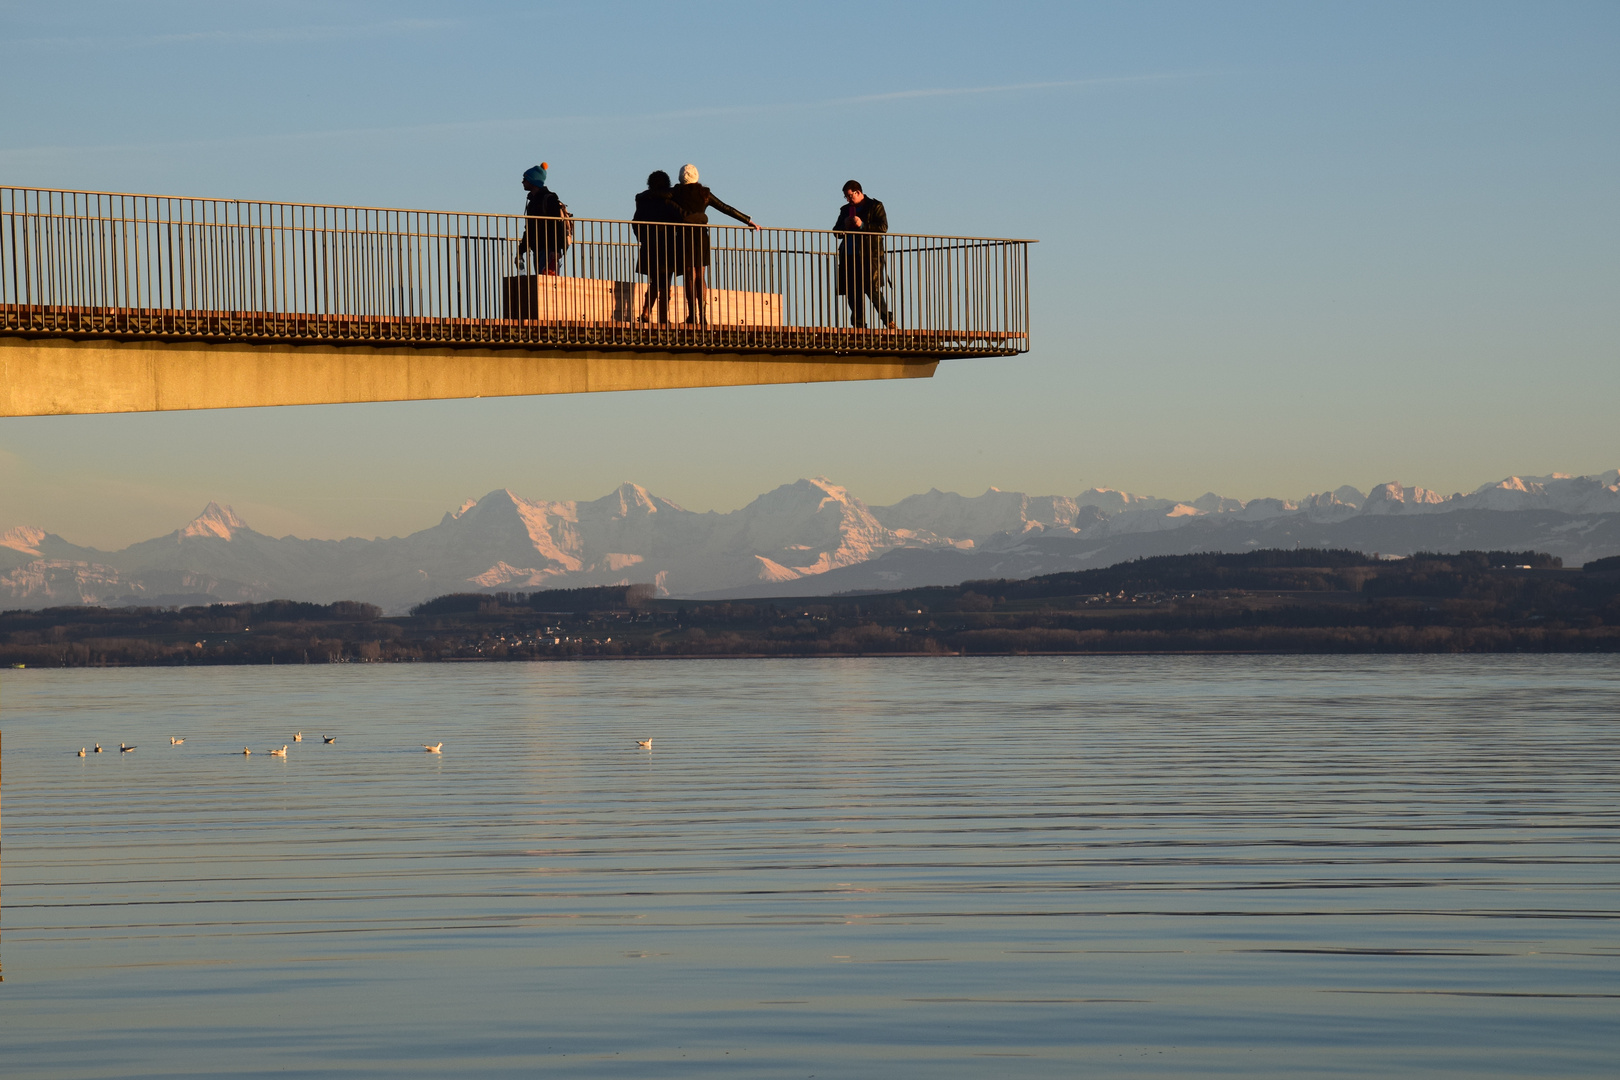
(516, 162), (568, 275)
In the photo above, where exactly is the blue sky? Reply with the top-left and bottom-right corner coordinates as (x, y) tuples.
(2, 1), (1616, 546)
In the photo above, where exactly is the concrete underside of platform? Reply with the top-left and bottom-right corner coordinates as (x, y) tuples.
(0, 336), (938, 416)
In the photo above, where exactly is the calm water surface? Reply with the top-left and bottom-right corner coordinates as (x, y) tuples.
(0, 656), (1616, 1077)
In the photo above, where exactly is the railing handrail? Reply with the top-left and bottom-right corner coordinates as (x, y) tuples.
(2, 184), (1031, 360)
(0, 185), (1038, 245)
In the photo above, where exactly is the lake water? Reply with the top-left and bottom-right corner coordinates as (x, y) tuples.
(0, 656), (1616, 1078)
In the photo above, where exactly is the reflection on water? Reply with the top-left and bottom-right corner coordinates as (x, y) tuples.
(0, 656), (1616, 1077)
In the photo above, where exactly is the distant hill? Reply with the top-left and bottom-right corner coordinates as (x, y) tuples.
(3, 548), (1617, 665)
(3, 469), (1618, 612)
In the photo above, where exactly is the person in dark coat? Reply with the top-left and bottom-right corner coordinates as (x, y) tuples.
(633, 170), (681, 323)
(515, 163), (567, 276)
(834, 180), (894, 329)
(668, 163), (758, 324)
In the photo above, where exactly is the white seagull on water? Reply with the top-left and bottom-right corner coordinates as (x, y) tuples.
(323, 735), (336, 744)
(636, 739), (653, 749)
(171, 736), (185, 745)
(293, 732), (303, 742)
(77, 747), (87, 757)
(423, 743), (442, 753)
(120, 742), (137, 753)
(270, 745), (288, 757)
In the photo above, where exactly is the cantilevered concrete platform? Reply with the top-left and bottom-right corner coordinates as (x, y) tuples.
(0, 335), (935, 416)
(0, 187), (1031, 415)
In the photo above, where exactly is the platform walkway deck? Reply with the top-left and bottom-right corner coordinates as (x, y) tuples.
(1, 187), (1032, 414)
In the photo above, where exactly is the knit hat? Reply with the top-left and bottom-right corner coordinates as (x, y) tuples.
(679, 163), (699, 185)
(523, 163), (548, 186)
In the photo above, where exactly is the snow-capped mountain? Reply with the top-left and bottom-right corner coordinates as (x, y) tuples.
(2, 469), (1617, 611)
(874, 488), (1109, 541)
(410, 478), (918, 596)
(0, 478), (922, 610)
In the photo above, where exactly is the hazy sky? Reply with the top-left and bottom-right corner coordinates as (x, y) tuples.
(2, 1), (1616, 547)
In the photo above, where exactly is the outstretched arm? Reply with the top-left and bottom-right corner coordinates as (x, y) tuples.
(708, 194), (760, 230)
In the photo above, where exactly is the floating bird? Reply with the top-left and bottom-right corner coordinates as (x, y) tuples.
(636, 739), (653, 749)
(94, 743), (102, 753)
(270, 745), (288, 757)
(242, 747), (252, 755)
(170, 736), (185, 745)
(78, 747), (87, 757)
(423, 743), (442, 753)
(293, 732), (303, 742)
(323, 735), (336, 744)
(120, 743), (136, 753)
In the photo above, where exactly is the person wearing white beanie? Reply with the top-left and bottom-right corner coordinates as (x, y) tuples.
(668, 164), (759, 325)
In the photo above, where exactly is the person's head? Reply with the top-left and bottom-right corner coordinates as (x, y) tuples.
(647, 170), (671, 193)
(679, 163), (699, 186)
(523, 163), (548, 190)
(842, 180), (865, 204)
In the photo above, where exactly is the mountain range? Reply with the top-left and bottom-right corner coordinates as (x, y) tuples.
(4, 469), (1618, 612)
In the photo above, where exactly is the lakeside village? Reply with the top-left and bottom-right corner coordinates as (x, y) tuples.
(4, 548), (1620, 667)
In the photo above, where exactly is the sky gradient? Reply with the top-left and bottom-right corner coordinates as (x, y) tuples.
(2, 0), (1616, 547)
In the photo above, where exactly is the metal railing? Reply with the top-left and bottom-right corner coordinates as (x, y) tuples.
(0, 187), (1031, 358)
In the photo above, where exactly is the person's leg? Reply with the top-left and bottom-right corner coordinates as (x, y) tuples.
(871, 278), (895, 329)
(651, 273), (671, 322)
(685, 267), (707, 324)
(842, 265), (867, 327)
(852, 272), (879, 328)
(845, 291), (866, 327)
(638, 268), (655, 321)
(639, 265), (665, 322)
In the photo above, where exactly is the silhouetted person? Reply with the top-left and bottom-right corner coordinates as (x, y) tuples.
(633, 170), (681, 323)
(515, 163), (568, 276)
(669, 164), (758, 325)
(834, 180), (893, 329)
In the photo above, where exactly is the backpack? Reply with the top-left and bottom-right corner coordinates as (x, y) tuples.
(555, 197), (574, 251)
(527, 188), (573, 253)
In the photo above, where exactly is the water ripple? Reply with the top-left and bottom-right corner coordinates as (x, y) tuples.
(0, 655), (1616, 1077)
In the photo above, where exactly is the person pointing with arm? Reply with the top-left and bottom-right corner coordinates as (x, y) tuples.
(668, 164), (759, 325)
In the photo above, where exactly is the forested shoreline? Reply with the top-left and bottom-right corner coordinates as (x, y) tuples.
(4, 549), (1618, 667)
